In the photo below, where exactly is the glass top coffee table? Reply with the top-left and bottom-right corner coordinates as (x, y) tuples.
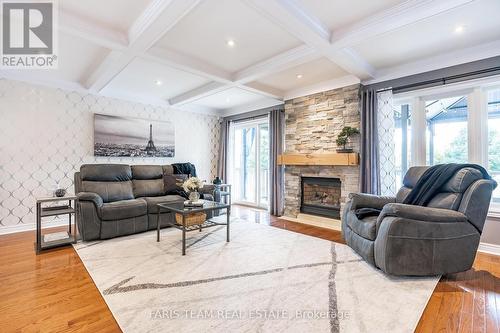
(156, 200), (230, 255)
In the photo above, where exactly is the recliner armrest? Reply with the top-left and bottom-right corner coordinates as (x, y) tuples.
(379, 203), (467, 223)
(77, 192), (103, 208)
(349, 193), (395, 210)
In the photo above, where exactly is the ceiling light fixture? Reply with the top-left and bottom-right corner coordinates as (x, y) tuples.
(226, 97), (231, 103)
(296, 74), (303, 79)
(226, 39), (236, 47)
(454, 25), (465, 34)
(155, 80), (162, 86)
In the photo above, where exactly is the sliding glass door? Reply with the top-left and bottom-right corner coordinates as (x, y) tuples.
(229, 118), (269, 208)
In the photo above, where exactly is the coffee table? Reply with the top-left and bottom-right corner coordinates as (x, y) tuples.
(156, 200), (230, 255)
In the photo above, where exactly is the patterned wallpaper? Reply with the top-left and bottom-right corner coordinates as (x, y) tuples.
(377, 90), (397, 196)
(0, 79), (220, 232)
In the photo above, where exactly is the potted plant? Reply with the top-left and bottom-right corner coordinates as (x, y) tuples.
(182, 177), (204, 202)
(336, 126), (360, 153)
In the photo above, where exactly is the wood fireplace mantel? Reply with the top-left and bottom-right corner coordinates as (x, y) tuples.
(277, 153), (359, 166)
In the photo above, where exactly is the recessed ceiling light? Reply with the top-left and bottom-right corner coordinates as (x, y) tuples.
(296, 74), (303, 79)
(155, 80), (162, 86)
(225, 97), (231, 103)
(226, 39), (235, 48)
(454, 25), (465, 34)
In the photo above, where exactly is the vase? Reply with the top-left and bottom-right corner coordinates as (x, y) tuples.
(54, 188), (66, 197)
(189, 191), (200, 202)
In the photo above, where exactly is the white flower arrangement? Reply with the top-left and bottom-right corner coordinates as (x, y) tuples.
(182, 177), (204, 193)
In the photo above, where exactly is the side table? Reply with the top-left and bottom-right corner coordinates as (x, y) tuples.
(35, 195), (78, 254)
(214, 184), (232, 205)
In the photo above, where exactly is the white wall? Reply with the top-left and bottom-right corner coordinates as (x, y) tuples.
(0, 79), (220, 233)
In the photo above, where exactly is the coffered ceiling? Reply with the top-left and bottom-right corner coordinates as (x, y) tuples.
(1, 0), (499, 116)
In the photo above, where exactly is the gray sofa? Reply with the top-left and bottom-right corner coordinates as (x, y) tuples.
(342, 166), (497, 276)
(75, 164), (213, 241)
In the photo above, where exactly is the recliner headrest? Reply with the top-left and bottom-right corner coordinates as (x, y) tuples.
(441, 167), (483, 193)
(402, 166), (429, 188)
(80, 164), (132, 181)
(131, 165), (163, 180)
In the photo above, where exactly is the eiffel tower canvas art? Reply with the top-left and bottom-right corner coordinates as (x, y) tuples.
(94, 114), (175, 157)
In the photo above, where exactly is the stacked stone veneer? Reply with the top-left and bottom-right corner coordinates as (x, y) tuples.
(283, 84), (361, 218)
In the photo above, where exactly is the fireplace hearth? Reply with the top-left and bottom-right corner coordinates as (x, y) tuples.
(301, 176), (341, 219)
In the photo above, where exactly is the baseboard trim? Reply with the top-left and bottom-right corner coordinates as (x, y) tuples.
(478, 242), (500, 256)
(0, 217), (69, 235)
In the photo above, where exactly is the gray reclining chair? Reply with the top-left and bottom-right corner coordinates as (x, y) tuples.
(342, 166), (497, 276)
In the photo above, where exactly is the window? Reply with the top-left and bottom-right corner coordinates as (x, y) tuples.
(394, 82), (500, 213)
(425, 95), (468, 165)
(229, 118), (270, 208)
(394, 103), (411, 188)
(488, 89), (500, 203)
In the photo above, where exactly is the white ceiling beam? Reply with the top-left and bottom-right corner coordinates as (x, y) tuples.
(145, 47), (233, 83)
(84, 0), (202, 92)
(127, 0), (202, 52)
(168, 82), (228, 105)
(365, 39), (500, 85)
(83, 51), (132, 93)
(244, 0), (375, 79)
(234, 45), (320, 83)
(242, 82), (284, 100)
(331, 0), (474, 49)
(59, 10), (128, 50)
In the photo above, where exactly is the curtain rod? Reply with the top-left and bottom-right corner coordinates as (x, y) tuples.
(376, 66), (500, 94)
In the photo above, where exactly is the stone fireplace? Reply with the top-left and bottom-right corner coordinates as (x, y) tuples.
(301, 176), (341, 219)
(283, 84), (361, 223)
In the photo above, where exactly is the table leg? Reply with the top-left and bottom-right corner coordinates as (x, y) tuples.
(68, 200), (72, 234)
(182, 215), (186, 255)
(36, 202), (41, 254)
(226, 206), (230, 242)
(157, 209), (161, 242)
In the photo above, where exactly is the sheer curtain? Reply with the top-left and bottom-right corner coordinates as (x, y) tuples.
(377, 90), (397, 196)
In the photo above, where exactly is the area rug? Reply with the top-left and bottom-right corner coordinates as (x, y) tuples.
(74, 217), (440, 333)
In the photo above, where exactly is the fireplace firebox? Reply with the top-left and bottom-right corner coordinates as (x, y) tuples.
(300, 176), (341, 219)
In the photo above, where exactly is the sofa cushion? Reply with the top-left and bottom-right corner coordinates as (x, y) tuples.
(131, 165), (163, 180)
(346, 213), (378, 241)
(143, 195), (186, 214)
(81, 180), (134, 203)
(163, 165), (174, 176)
(132, 179), (165, 197)
(81, 164), (132, 181)
(99, 199), (147, 220)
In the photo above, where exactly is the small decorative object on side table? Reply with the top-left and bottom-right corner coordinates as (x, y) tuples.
(35, 195), (78, 254)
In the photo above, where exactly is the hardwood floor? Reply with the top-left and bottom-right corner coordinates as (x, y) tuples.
(0, 205), (498, 332)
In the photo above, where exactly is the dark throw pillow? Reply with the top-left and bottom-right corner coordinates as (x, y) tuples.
(164, 174), (189, 198)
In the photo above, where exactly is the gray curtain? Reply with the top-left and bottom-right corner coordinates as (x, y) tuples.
(217, 119), (230, 182)
(269, 109), (285, 216)
(360, 88), (380, 194)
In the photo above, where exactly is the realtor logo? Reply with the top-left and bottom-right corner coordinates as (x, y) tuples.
(1, 0), (58, 68)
